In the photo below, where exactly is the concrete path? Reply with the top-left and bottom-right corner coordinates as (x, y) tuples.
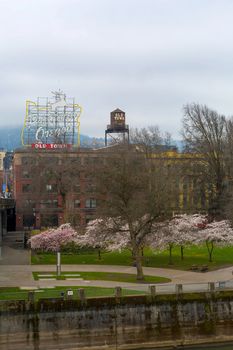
(1, 243), (233, 291)
(0, 245), (30, 265)
(1, 263), (233, 292)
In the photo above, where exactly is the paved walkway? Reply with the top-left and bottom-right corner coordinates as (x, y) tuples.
(1, 244), (233, 291)
(0, 245), (30, 265)
(1, 263), (233, 292)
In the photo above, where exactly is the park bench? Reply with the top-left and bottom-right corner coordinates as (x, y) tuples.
(190, 264), (208, 272)
(190, 265), (199, 271)
(199, 265), (208, 272)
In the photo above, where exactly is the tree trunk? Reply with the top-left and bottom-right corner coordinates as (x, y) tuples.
(180, 245), (184, 260)
(129, 224), (144, 281)
(98, 249), (101, 260)
(206, 241), (214, 262)
(61, 192), (66, 209)
(135, 253), (144, 281)
(141, 247), (144, 257)
(133, 245), (144, 281)
(168, 244), (173, 265)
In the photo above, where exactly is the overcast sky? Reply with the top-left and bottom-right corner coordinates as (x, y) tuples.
(1, 0), (233, 139)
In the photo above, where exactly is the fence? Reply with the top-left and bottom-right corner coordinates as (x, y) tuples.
(125, 279), (233, 294)
(1, 279), (233, 303)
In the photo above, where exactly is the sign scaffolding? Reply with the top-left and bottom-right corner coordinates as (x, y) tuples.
(21, 90), (82, 148)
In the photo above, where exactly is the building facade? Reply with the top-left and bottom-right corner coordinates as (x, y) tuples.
(13, 92), (210, 230)
(14, 146), (125, 230)
(13, 145), (209, 230)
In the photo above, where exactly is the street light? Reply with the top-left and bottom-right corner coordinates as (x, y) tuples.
(56, 251), (61, 276)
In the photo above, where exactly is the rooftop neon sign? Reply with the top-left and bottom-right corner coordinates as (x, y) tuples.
(21, 90), (82, 148)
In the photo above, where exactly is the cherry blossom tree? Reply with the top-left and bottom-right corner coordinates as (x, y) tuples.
(29, 223), (77, 252)
(76, 216), (155, 279)
(75, 218), (130, 260)
(195, 220), (233, 262)
(150, 222), (177, 265)
(149, 214), (207, 264)
(91, 147), (176, 281)
(76, 219), (132, 251)
(171, 214), (207, 260)
(150, 215), (233, 264)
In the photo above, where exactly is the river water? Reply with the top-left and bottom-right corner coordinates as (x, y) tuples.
(143, 344), (233, 350)
(182, 346), (233, 350)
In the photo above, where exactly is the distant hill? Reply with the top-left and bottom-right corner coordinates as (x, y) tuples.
(174, 140), (184, 151)
(0, 126), (105, 151)
(0, 126), (183, 151)
(0, 127), (22, 151)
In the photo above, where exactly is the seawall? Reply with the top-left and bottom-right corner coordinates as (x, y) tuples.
(1, 291), (233, 349)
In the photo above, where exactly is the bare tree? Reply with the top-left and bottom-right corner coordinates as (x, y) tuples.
(130, 126), (173, 155)
(94, 146), (175, 281)
(221, 118), (233, 223)
(29, 150), (81, 227)
(182, 103), (226, 214)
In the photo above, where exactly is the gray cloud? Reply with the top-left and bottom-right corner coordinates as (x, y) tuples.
(1, 0), (233, 139)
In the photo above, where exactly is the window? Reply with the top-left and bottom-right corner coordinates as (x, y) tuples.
(182, 181), (188, 209)
(22, 157), (30, 165)
(83, 157), (90, 166)
(23, 214), (35, 228)
(86, 183), (96, 192)
(94, 157), (103, 165)
(73, 183), (81, 193)
(40, 199), (58, 209)
(72, 157), (81, 165)
(41, 214), (58, 228)
(74, 199), (81, 208)
(85, 215), (94, 224)
(46, 157), (58, 165)
(84, 176), (95, 192)
(22, 157), (35, 166)
(85, 199), (96, 208)
(83, 157), (103, 167)
(46, 184), (57, 192)
(23, 199), (35, 208)
(22, 170), (30, 179)
(22, 183), (32, 193)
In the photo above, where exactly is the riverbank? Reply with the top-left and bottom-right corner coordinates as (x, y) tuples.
(2, 291), (233, 349)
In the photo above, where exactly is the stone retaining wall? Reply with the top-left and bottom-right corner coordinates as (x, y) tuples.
(1, 292), (233, 349)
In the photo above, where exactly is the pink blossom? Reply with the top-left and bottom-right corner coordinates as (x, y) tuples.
(195, 220), (233, 246)
(75, 218), (131, 252)
(29, 223), (78, 252)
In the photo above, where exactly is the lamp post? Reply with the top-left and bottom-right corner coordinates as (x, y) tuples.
(56, 251), (61, 276)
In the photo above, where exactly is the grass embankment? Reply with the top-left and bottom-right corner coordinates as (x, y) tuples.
(32, 271), (170, 284)
(31, 246), (233, 271)
(0, 286), (145, 301)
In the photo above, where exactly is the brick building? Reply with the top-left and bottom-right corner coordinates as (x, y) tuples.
(13, 146), (115, 230)
(13, 145), (209, 231)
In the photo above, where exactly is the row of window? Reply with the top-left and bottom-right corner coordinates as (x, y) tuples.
(21, 156), (105, 166)
(22, 198), (97, 209)
(22, 183), (95, 193)
(22, 213), (94, 228)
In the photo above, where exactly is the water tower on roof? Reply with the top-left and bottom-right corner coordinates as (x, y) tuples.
(105, 108), (129, 146)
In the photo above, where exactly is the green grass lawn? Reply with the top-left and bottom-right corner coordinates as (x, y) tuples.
(0, 286), (146, 301)
(31, 245), (233, 271)
(32, 271), (170, 284)
(0, 287), (27, 301)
